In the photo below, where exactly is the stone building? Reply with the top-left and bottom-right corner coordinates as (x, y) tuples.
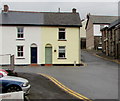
(101, 18), (120, 59)
(85, 14), (117, 50)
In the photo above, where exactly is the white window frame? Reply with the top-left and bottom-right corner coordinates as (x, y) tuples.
(58, 28), (66, 40)
(58, 46), (66, 58)
(17, 46), (24, 57)
(17, 27), (24, 39)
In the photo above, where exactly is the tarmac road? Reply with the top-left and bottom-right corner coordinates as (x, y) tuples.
(18, 72), (78, 100)
(15, 50), (119, 100)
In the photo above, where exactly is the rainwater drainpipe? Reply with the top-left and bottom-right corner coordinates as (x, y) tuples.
(74, 61), (76, 66)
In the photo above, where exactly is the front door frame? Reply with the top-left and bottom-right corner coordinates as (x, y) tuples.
(45, 44), (52, 65)
(30, 44), (37, 64)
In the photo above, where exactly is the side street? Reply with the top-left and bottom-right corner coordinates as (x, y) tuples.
(85, 49), (120, 64)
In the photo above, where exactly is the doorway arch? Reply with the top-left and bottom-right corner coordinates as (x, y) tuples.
(30, 43), (37, 64)
(45, 44), (52, 64)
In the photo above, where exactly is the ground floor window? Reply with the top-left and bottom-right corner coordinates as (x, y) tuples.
(58, 46), (66, 58)
(17, 46), (24, 57)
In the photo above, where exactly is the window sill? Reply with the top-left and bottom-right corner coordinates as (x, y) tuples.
(16, 39), (25, 41)
(58, 39), (67, 41)
(58, 58), (67, 59)
(16, 57), (25, 59)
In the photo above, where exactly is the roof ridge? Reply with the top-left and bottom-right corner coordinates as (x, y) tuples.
(90, 15), (117, 17)
(3, 10), (78, 14)
(8, 10), (42, 13)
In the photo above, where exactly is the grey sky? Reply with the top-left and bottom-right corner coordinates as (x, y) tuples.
(0, 2), (119, 19)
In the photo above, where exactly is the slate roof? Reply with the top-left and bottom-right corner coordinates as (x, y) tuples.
(85, 14), (118, 29)
(0, 11), (82, 27)
(109, 17), (120, 29)
(90, 15), (118, 24)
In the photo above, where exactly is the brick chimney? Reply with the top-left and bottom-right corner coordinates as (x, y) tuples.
(3, 5), (9, 13)
(72, 8), (76, 13)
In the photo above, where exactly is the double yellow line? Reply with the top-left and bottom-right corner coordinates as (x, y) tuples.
(95, 54), (120, 64)
(38, 73), (92, 101)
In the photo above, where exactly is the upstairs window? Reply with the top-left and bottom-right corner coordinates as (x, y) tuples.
(17, 46), (24, 57)
(17, 27), (24, 38)
(58, 46), (66, 58)
(58, 28), (66, 40)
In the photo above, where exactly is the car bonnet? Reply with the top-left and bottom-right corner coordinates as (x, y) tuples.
(1, 76), (28, 83)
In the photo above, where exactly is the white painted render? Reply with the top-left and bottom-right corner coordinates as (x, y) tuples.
(93, 25), (102, 36)
(93, 24), (109, 36)
(0, 26), (2, 65)
(1, 26), (41, 65)
(0, 26), (2, 55)
(80, 19), (87, 38)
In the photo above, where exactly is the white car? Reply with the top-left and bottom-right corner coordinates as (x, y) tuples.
(98, 46), (102, 50)
(0, 69), (31, 94)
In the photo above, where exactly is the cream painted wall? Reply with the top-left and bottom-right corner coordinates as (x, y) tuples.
(41, 26), (80, 65)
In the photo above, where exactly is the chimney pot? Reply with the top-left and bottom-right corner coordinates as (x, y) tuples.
(72, 8), (76, 13)
(4, 5), (9, 13)
(58, 8), (60, 13)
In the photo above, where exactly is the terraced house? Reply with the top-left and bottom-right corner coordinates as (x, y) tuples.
(0, 5), (82, 66)
(101, 18), (120, 59)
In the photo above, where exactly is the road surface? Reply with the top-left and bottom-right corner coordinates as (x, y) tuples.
(15, 50), (119, 100)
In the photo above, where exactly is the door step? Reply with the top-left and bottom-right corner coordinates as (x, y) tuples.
(45, 64), (53, 66)
(30, 64), (39, 66)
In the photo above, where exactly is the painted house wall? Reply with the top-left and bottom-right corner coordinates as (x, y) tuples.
(41, 26), (80, 65)
(0, 26), (2, 55)
(1, 26), (41, 65)
(0, 26), (2, 65)
(80, 20), (87, 49)
(1, 26), (80, 65)
(1, 26), (16, 65)
(93, 24), (109, 50)
(80, 19), (87, 38)
(93, 24), (109, 36)
(93, 25), (102, 36)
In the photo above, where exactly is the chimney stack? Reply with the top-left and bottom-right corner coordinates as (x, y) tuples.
(72, 8), (76, 13)
(86, 13), (90, 19)
(58, 8), (60, 13)
(3, 5), (9, 13)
